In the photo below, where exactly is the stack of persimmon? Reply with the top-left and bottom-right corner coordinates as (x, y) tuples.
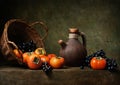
(13, 48), (64, 70)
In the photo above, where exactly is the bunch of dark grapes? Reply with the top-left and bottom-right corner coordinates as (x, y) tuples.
(42, 62), (53, 74)
(105, 58), (118, 71)
(18, 40), (36, 53)
(80, 49), (118, 71)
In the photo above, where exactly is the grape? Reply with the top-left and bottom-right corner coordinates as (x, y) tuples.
(113, 62), (117, 67)
(17, 40), (36, 52)
(80, 65), (84, 69)
(105, 58), (118, 71)
(107, 66), (111, 70)
(42, 62), (53, 74)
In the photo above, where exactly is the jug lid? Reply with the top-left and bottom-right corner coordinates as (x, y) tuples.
(69, 28), (79, 34)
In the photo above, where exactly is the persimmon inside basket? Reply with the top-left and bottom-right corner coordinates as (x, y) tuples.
(0, 19), (48, 65)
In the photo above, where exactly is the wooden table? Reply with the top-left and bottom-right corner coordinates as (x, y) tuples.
(0, 66), (120, 85)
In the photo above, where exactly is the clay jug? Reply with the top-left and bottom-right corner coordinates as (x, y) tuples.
(58, 28), (87, 66)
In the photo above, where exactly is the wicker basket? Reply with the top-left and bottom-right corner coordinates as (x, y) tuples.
(0, 19), (48, 65)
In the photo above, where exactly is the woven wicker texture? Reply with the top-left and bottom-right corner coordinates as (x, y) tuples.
(0, 19), (48, 64)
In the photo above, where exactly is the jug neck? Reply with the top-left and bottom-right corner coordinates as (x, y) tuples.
(69, 33), (79, 39)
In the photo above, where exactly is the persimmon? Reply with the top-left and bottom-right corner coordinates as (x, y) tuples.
(49, 56), (64, 69)
(47, 54), (57, 60)
(90, 57), (106, 70)
(13, 49), (23, 58)
(22, 52), (34, 64)
(40, 55), (50, 63)
(27, 53), (42, 70)
(34, 48), (46, 55)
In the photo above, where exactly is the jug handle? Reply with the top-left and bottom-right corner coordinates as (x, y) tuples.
(79, 32), (86, 48)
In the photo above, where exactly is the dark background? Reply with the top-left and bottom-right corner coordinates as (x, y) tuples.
(0, 0), (120, 65)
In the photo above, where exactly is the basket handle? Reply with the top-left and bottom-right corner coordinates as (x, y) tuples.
(7, 41), (18, 49)
(29, 22), (48, 41)
(3, 26), (18, 49)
